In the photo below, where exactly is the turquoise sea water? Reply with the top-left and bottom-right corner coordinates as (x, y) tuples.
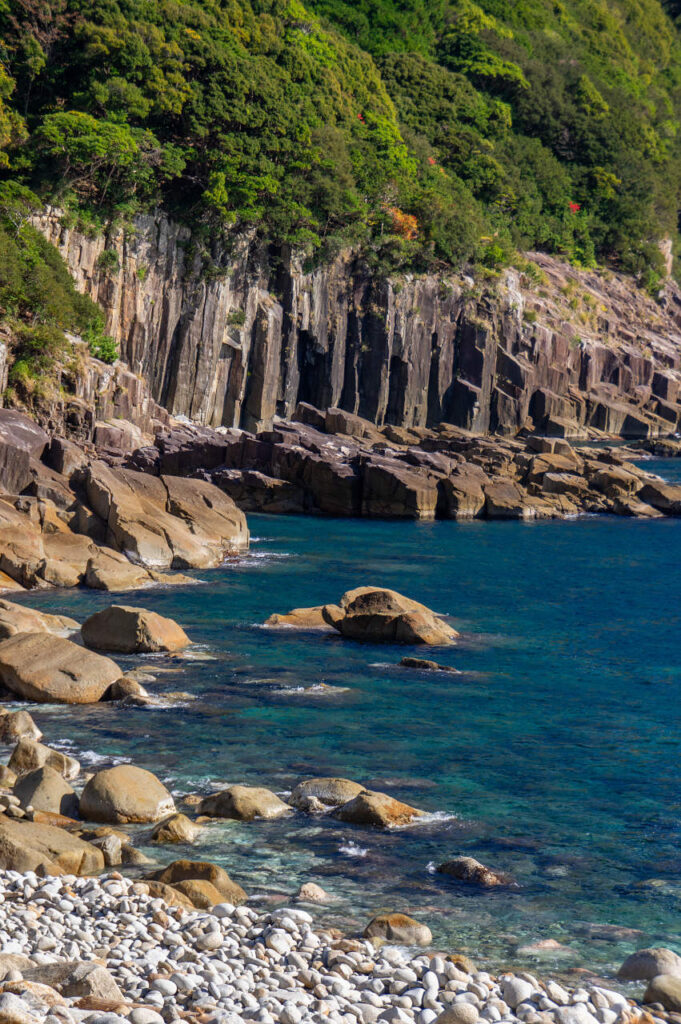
(8, 458), (681, 978)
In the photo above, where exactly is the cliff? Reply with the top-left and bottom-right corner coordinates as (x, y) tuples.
(38, 210), (681, 441)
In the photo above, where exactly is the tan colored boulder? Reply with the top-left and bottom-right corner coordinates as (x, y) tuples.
(0, 600), (79, 641)
(437, 856), (510, 887)
(82, 605), (191, 653)
(84, 549), (151, 591)
(0, 767), (16, 789)
(440, 473), (485, 519)
(79, 765), (175, 824)
(297, 882), (330, 902)
(0, 633), (122, 704)
(8, 739), (80, 780)
(144, 880), (195, 910)
(335, 790), (424, 828)
(0, 709), (42, 743)
(14, 766), (79, 818)
(323, 587), (458, 646)
(618, 947), (681, 981)
(22, 962), (123, 1002)
(85, 464), (248, 571)
(290, 777), (364, 810)
(483, 480), (535, 519)
(364, 912), (432, 946)
(172, 878), (225, 909)
(199, 784), (291, 821)
(265, 606), (329, 628)
(152, 859), (247, 904)
(41, 532), (96, 588)
(639, 480), (681, 514)
(106, 677), (148, 700)
(150, 813), (199, 844)
(0, 816), (104, 875)
(644, 975), (681, 1011)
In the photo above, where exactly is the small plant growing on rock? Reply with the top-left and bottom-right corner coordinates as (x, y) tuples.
(97, 249), (120, 274)
(227, 309), (246, 326)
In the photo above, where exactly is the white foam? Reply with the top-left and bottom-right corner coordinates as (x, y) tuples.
(339, 841), (369, 858)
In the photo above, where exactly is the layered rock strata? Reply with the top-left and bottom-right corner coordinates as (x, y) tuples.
(37, 210), (681, 440)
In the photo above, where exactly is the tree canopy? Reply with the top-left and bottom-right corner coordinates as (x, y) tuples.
(0, 0), (679, 283)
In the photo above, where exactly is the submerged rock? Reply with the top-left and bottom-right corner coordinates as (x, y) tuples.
(335, 789), (425, 828)
(81, 604), (191, 653)
(437, 855), (511, 887)
(0, 633), (122, 704)
(80, 765), (175, 824)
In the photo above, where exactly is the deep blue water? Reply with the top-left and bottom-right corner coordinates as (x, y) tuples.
(8, 458), (681, 978)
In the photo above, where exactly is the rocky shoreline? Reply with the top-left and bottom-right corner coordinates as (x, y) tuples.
(0, 868), (678, 1024)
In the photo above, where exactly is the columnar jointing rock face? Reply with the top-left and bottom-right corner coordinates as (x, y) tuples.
(38, 211), (681, 439)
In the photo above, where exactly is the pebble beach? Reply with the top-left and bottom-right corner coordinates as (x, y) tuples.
(0, 870), (654, 1024)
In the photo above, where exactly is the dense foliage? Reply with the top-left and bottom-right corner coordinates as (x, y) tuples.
(0, 0), (679, 285)
(0, 181), (116, 402)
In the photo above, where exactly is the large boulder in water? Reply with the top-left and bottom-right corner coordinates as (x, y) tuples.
(618, 947), (681, 981)
(14, 766), (79, 818)
(81, 605), (191, 653)
(335, 789), (425, 828)
(290, 777), (364, 810)
(151, 859), (247, 904)
(644, 975), (681, 1011)
(0, 600), (79, 641)
(199, 784), (291, 821)
(265, 606), (330, 629)
(80, 765), (175, 824)
(0, 633), (121, 704)
(9, 739), (79, 780)
(0, 709), (42, 743)
(322, 587), (457, 646)
(437, 856), (511, 887)
(0, 816), (103, 875)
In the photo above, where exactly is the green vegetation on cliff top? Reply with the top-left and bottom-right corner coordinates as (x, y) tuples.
(0, 0), (680, 287)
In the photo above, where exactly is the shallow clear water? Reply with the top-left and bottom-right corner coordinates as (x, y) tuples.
(11, 458), (681, 978)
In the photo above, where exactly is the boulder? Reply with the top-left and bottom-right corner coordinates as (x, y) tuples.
(79, 765), (175, 824)
(150, 813), (199, 844)
(0, 410), (48, 494)
(400, 657), (458, 672)
(364, 912), (432, 946)
(172, 878), (225, 909)
(483, 480), (535, 519)
(0, 816), (104, 875)
(0, 633), (122, 704)
(0, 600), (79, 641)
(290, 778), (364, 810)
(23, 963), (123, 1002)
(151, 859), (247, 904)
(81, 605), (191, 653)
(265, 606), (330, 629)
(199, 784), (291, 821)
(335, 790), (424, 828)
(323, 587), (457, 646)
(13, 766), (79, 818)
(0, 767), (16, 789)
(437, 856), (510, 887)
(0, 710), (42, 743)
(297, 882), (330, 902)
(644, 975), (681, 1012)
(639, 480), (681, 515)
(8, 739), (80, 780)
(439, 473), (486, 519)
(84, 549), (152, 591)
(435, 1006), (479, 1024)
(618, 947), (681, 981)
(144, 880), (195, 910)
(106, 677), (148, 700)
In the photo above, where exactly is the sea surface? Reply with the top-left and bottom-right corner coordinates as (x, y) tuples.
(8, 457), (681, 977)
